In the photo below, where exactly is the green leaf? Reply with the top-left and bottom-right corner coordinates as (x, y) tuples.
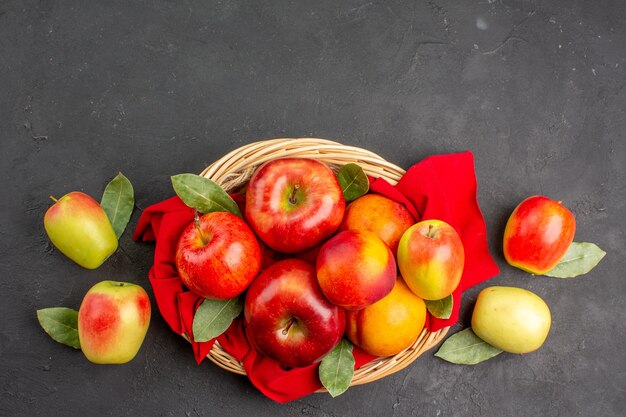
(192, 298), (243, 342)
(337, 163), (369, 202)
(319, 339), (355, 397)
(544, 242), (606, 278)
(171, 174), (241, 217)
(36, 307), (81, 349)
(425, 294), (453, 319)
(100, 172), (135, 239)
(434, 328), (502, 365)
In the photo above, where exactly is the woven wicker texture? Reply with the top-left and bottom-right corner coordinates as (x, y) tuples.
(198, 138), (449, 390)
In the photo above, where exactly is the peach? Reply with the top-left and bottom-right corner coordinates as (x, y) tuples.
(346, 278), (427, 356)
(316, 230), (396, 310)
(339, 194), (415, 255)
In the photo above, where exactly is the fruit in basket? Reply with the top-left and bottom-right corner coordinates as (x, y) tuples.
(471, 286), (551, 354)
(316, 230), (396, 310)
(339, 193), (415, 255)
(78, 280), (151, 364)
(346, 278), (426, 356)
(397, 219), (464, 300)
(176, 212), (261, 299)
(44, 192), (118, 269)
(245, 158), (345, 253)
(244, 259), (345, 368)
(503, 195), (576, 275)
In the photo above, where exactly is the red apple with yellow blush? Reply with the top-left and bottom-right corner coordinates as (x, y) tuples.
(78, 280), (151, 364)
(245, 158), (345, 253)
(339, 193), (415, 255)
(397, 219), (464, 301)
(503, 195), (576, 275)
(316, 230), (396, 310)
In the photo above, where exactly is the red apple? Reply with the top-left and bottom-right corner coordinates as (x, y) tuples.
(397, 219), (464, 300)
(176, 211), (261, 299)
(244, 259), (345, 368)
(339, 193), (415, 255)
(503, 195), (576, 274)
(316, 230), (396, 310)
(78, 280), (151, 364)
(44, 192), (118, 269)
(245, 158), (345, 253)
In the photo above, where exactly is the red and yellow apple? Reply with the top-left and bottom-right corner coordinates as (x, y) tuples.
(397, 219), (464, 300)
(78, 280), (151, 364)
(245, 158), (345, 253)
(503, 195), (576, 275)
(244, 259), (345, 368)
(316, 230), (396, 310)
(176, 211), (261, 300)
(346, 278), (426, 356)
(472, 286), (551, 354)
(44, 192), (118, 269)
(339, 193), (415, 255)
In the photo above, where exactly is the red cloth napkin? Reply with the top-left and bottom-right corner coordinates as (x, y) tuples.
(133, 151), (499, 403)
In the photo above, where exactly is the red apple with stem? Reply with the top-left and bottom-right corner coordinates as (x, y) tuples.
(245, 158), (345, 253)
(397, 219), (465, 300)
(503, 195), (576, 274)
(176, 211), (261, 300)
(316, 230), (397, 310)
(78, 280), (151, 364)
(44, 192), (118, 269)
(244, 259), (345, 368)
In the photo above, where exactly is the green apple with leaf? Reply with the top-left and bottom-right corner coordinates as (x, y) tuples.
(44, 173), (133, 269)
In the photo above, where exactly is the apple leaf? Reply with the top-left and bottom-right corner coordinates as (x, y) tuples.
(544, 242), (606, 278)
(337, 163), (369, 202)
(319, 339), (355, 397)
(171, 174), (241, 217)
(425, 294), (453, 319)
(100, 172), (135, 239)
(435, 328), (502, 365)
(36, 307), (81, 350)
(192, 297), (243, 342)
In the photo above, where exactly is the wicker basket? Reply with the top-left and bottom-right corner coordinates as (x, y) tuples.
(198, 138), (449, 391)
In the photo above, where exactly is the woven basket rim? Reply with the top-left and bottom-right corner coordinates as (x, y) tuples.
(194, 138), (449, 391)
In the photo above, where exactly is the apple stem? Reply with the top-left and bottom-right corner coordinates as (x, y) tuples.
(288, 185), (300, 205)
(193, 210), (210, 246)
(49, 195), (58, 203)
(282, 317), (297, 335)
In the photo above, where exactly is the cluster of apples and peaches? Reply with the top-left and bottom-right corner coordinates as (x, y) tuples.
(37, 154), (605, 395)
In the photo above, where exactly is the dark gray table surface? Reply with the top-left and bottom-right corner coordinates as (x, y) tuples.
(2, 0), (625, 416)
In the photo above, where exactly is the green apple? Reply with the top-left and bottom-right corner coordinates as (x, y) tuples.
(44, 192), (118, 269)
(78, 281), (151, 364)
(472, 286), (551, 354)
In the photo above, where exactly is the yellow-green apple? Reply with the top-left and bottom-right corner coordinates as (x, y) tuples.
(472, 286), (551, 353)
(397, 219), (464, 300)
(503, 195), (576, 274)
(339, 193), (415, 255)
(44, 192), (118, 269)
(316, 230), (396, 310)
(176, 212), (261, 300)
(346, 278), (426, 356)
(78, 280), (151, 364)
(244, 259), (345, 368)
(245, 158), (345, 253)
